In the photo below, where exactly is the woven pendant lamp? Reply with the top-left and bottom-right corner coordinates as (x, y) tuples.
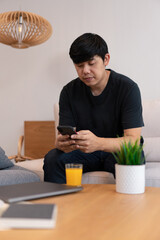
(0, 11), (52, 49)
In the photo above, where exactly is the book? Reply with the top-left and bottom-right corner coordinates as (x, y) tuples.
(0, 203), (57, 229)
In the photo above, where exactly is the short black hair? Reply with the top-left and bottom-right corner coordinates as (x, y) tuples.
(69, 33), (109, 64)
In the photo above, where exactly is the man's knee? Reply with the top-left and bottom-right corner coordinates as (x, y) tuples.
(44, 148), (62, 166)
(43, 149), (85, 183)
(43, 149), (74, 183)
(43, 148), (64, 178)
(43, 148), (63, 182)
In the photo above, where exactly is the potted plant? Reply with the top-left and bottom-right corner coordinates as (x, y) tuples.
(113, 140), (145, 194)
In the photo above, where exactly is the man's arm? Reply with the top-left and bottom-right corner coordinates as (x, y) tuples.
(70, 127), (142, 153)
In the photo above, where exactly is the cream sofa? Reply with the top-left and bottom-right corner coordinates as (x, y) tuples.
(16, 100), (160, 187)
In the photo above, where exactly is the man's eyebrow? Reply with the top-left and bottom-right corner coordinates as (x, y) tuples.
(89, 57), (95, 61)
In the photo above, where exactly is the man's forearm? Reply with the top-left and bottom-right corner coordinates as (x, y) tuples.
(70, 128), (142, 154)
(97, 135), (141, 153)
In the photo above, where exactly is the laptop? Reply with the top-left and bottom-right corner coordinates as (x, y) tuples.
(0, 181), (83, 203)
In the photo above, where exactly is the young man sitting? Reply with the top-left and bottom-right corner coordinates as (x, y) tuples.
(43, 33), (144, 183)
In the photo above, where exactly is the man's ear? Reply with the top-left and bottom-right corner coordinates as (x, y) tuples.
(104, 53), (110, 66)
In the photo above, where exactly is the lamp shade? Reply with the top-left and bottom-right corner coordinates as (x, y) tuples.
(0, 11), (52, 48)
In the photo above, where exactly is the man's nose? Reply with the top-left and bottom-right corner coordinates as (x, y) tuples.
(83, 64), (90, 74)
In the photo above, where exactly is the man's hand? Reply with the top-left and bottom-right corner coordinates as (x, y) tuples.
(71, 130), (99, 153)
(55, 134), (77, 153)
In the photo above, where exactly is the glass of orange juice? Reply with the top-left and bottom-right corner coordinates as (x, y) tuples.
(65, 163), (83, 186)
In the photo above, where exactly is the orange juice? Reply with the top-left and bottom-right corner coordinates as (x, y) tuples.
(66, 168), (83, 186)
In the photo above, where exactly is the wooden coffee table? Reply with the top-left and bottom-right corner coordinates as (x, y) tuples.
(1, 184), (160, 240)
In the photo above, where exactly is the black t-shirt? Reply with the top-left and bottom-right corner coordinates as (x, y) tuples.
(59, 69), (144, 138)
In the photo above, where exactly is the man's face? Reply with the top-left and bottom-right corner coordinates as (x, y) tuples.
(74, 54), (110, 89)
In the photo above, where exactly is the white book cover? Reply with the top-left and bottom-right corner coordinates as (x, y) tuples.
(0, 203), (57, 229)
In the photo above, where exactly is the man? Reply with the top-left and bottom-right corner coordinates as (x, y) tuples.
(43, 33), (144, 183)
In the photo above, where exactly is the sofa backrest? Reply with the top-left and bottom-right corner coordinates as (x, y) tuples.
(142, 100), (160, 162)
(142, 100), (160, 137)
(54, 103), (59, 138)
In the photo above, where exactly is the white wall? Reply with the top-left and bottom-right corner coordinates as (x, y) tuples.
(0, 0), (160, 156)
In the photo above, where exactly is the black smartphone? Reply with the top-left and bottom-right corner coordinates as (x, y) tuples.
(57, 125), (77, 136)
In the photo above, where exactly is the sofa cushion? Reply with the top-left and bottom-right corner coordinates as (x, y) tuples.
(16, 158), (116, 184)
(15, 159), (44, 181)
(143, 137), (160, 162)
(145, 162), (160, 187)
(0, 165), (40, 186)
(82, 171), (115, 184)
(0, 147), (14, 169)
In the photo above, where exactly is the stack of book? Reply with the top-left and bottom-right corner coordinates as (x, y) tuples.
(0, 203), (57, 229)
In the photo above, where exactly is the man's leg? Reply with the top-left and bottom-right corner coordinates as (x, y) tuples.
(43, 148), (64, 182)
(101, 152), (117, 177)
(43, 149), (103, 184)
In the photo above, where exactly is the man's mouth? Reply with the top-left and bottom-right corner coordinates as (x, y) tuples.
(83, 77), (94, 82)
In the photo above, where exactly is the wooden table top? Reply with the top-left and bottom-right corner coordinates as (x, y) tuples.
(1, 184), (160, 240)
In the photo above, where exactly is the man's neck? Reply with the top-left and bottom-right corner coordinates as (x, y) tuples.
(91, 70), (110, 96)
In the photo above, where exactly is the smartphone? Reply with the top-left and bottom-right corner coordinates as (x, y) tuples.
(57, 125), (77, 136)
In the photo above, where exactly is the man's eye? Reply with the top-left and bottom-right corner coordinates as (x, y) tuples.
(89, 62), (95, 65)
(77, 64), (83, 68)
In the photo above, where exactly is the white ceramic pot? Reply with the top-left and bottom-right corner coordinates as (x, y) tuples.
(115, 164), (145, 194)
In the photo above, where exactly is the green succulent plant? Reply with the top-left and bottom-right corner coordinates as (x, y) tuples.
(113, 140), (145, 165)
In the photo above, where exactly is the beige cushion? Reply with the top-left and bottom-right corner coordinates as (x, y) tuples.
(82, 171), (115, 184)
(15, 159), (115, 184)
(146, 162), (160, 187)
(15, 159), (44, 181)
